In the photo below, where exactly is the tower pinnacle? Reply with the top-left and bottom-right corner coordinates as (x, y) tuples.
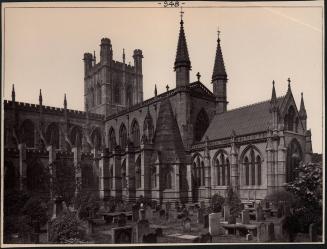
(11, 84), (15, 102)
(212, 28), (227, 81)
(39, 89), (43, 105)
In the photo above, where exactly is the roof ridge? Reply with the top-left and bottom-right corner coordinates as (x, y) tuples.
(222, 95), (285, 114)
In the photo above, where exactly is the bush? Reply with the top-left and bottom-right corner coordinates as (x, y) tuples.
(74, 192), (100, 220)
(224, 186), (242, 217)
(211, 194), (225, 212)
(21, 196), (48, 226)
(48, 211), (86, 243)
(264, 190), (296, 205)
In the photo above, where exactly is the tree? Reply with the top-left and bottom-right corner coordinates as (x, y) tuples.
(285, 162), (322, 233)
(224, 186), (242, 217)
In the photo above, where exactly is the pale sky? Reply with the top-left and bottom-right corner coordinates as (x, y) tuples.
(1, 1), (324, 153)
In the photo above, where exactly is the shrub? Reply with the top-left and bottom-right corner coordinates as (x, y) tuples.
(211, 194), (225, 212)
(21, 196), (48, 226)
(224, 186), (242, 217)
(48, 211), (86, 243)
(74, 191), (100, 220)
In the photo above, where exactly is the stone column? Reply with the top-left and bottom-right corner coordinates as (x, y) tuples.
(18, 143), (27, 191)
(204, 138), (211, 202)
(112, 149), (122, 199)
(140, 143), (153, 199)
(266, 130), (275, 195)
(174, 163), (180, 201)
(72, 147), (82, 198)
(186, 163), (193, 203)
(126, 146), (135, 202)
(276, 129), (286, 191)
(272, 128), (279, 193)
(99, 149), (110, 200)
(47, 145), (57, 200)
(230, 134), (239, 191)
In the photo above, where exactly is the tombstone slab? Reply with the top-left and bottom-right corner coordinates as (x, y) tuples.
(209, 213), (223, 236)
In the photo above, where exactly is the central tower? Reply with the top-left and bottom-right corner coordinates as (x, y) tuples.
(174, 8), (191, 88)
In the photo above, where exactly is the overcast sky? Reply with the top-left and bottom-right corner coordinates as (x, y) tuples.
(2, 1), (324, 153)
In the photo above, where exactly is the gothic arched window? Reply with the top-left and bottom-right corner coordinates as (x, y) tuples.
(109, 127), (116, 151)
(143, 110), (154, 141)
(91, 128), (102, 150)
(251, 149), (256, 185)
(119, 124), (127, 149)
(201, 161), (205, 186)
(244, 157), (249, 186)
(131, 120), (140, 147)
(286, 139), (303, 182)
(194, 109), (209, 142)
(165, 166), (173, 189)
(70, 126), (83, 147)
(46, 123), (59, 149)
(221, 154), (226, 186)
(121, 160), (127, 188)
(284, 106), (296, 131)
(135, 157), (141, 189)
(226, 158), (230, 186)
(21, 119), (35, 148)
(216, 159), (220, 186)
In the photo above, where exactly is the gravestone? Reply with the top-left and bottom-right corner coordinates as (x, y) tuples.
(256, 204), (264, 221)
(159, 209), (165, 219)
(112, 226), (133, 244)
(136, 219), (150, 243)
(257, 222), (268, 242)
(145, 206), (153, 220)
(142, 233), (157, 243)
(223, 205), (230, 222)
(139, 209), (146, 221)
(267, 222), (275, 241)
(51, 196), (64, 220)
(209, 213), (222, 236)
(246, 233), (253, 241)
(277, 202), (283, 218)
(309, 223), (318, 242)
(283, 204), (291, 217)
(204, 214), (209, 228)
(87, 219), (94, 235)
(182, 217), (192, 232)
(241, 210), (250, 224)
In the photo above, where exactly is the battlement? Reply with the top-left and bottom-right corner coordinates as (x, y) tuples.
(4, 100), (104, 120)
(133, 49), (143, 57)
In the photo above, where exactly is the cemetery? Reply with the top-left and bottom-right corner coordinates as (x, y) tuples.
(3, 186), (322, 244)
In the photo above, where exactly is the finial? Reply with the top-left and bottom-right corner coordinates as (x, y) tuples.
(301, 92), (303, 98)
(154, 84), (157, 97)
(272, 80), (275, 86)
(166, 84), (169, 92)
(287, 77), (291, 88)
(180, 6), (184, 25)
(93, 50), (96, 65)
(123, 48), (125, 62)
(39, 89), (43, 105)
(217, 27), (221, 42)
(64, 93), (67, 109)
(11, 84), (15, 101)
(196, 72), (201, 82)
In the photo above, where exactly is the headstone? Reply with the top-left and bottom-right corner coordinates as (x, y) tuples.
(277, 204), (283, 218)
(159, 209), (165, 219)
(112, 226), (133, 244)
(136, 219), (150, 243)
(182, 217), (192, 232)
(145, 206), (153, 220)
(283, 204), (291, 217)
(267, 222), (275, 241)
(87, 219), (94, 235)
(223, 205), (230, 222)
(139, 209), (146, 221)
(309, 223), (318, 242)
(204, 214), (209, 228)
(241, 210), (250, 224)
(257, 222), (268, 242)
(51, 196), (63, 220)
(256, 204), (264, 221)
(209, 213), (222, 236)
(142, 233), (157, 243)
(246, 233), (253, 241)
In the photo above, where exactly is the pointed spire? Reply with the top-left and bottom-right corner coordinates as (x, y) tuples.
(64, 93), (67, 109)
(271, 80), (277, 102)
(174, 7), (191, 71)
(299, 92), (307, 119)
(11, 84), (15, 102)
(39, 89), (43, 106)
(212, 27), (227, 81)
(123, 48), (125, 63)
(154, 84), (157, 97)
(93, 50), (96, 65)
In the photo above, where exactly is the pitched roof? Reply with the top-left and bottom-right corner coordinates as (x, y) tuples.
(152, 98), (186, 163)
(212, 38), (227, 80)
(202, 96), (284, 141)
(174, 19), (191, 70)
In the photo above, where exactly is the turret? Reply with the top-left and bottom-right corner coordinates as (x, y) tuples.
(100, 38), (112, 65)
(299, 92), (307, 130)
(174, 9), (191, 88)
(269, 81), (278, 131)
(133, 49), (144, 103)
(83, 53), (93, 76)
(39, 89), (43, 106)
(11, 84), (15, 103)
(133, 49), (143, 74)
(212, 28), (228, 114)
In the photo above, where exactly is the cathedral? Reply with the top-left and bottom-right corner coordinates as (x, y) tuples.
(3, 13), (314, 204)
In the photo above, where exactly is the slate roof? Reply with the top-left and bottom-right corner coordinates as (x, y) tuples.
(202, 96), (284, 141)
(152, 98), (186, 163)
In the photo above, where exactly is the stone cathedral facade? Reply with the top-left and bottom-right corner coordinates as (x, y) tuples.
(3, 15), (314, 204)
